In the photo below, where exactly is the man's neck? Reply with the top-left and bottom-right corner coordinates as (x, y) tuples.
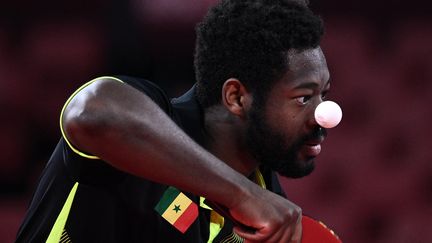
(203, 106), (258, 176)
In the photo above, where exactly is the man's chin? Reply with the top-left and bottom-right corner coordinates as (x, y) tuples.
(276, 158), (315, 178)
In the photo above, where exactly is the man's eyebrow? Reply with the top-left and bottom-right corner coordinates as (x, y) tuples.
(293, 80), (330, 90)
(293, 82), (319, 90)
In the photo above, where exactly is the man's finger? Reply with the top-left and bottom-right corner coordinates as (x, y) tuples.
(289, 216), (303, 243)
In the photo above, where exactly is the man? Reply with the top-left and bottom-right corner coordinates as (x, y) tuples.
(17, 0), (329, 242)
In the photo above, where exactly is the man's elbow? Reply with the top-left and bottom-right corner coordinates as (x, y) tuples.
(63, 94), (113, 149)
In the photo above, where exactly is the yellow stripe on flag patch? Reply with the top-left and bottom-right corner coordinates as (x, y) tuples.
(161, 192), (193, 224)
(155, 187), (199, 233)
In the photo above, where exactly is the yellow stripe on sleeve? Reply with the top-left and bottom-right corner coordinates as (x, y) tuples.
(59, 76), (124, 159)
(46, 182), (79, 243)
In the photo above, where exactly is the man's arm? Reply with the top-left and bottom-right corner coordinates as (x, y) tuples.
(62, 77), (302, 242)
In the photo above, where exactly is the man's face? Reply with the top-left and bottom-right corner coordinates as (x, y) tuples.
(246, 47), (330, 178)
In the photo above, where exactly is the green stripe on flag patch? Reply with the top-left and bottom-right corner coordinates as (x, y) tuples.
(155, 186), (198, 233)
(155, 187), (181, 214)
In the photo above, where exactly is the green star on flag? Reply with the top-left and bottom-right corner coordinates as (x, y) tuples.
(173, 205), (181, 213)
(155, 187), (198, 233)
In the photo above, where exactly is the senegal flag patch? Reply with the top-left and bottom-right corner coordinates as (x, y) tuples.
(155, 187), (198, 233)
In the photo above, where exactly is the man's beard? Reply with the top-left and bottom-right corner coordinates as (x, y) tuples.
(246, 102), (323, 178)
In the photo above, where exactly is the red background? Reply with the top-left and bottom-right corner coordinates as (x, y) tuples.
(1, 1), (431, 242)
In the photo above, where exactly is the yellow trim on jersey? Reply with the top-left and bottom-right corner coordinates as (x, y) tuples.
(199, 198), (224, 243)
(220, 232), (244, 243)
(209, 210), (224, 242)
(200, 197), (212, 210)
(59, 76), (124, 159)
(46, 182), (79, 243)
(254, 169), (266, 189)
(59, 229), (72, 243)
(201, 169), (266, 243)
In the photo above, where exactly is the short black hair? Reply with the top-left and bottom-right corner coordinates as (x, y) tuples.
(194, 0), (324, 109)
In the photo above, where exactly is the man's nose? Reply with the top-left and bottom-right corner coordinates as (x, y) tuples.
(307, 100), (322, 128)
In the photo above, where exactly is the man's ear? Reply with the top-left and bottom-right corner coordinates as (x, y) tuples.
(221, 78), (252, 118)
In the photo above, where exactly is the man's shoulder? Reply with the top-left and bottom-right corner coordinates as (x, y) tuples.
(170, 85), (206, 146)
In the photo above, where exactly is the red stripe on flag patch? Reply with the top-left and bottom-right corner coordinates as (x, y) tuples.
(173, 201), (198, 233)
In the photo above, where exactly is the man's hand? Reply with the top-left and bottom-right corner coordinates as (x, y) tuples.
(229, 187), (302, 243)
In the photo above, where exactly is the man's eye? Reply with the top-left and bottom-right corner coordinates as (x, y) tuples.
(295, 96), (311, 104)
(321, 91), (328, 100)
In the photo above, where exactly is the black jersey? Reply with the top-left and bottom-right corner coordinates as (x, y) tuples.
(16, 76), (285, 243)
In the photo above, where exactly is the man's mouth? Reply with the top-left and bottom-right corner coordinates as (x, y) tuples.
(303, 144), (322, 157)
(301, 137), (325, 158)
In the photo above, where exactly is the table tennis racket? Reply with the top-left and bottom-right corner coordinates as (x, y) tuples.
(204, 199), (342, 242)
(301, 215), (342, 243)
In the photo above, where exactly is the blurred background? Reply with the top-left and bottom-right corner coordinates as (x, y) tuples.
(1, 0), (431, 242)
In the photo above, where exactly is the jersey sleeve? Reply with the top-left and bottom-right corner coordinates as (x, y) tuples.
(114, 75), (172, 116)
(59, 76), (174, 186)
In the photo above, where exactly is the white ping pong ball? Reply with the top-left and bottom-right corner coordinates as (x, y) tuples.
(314, 101), (342, 128)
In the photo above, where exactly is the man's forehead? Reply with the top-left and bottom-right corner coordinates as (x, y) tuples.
(287, 47), (326, 71)
(283, 47), (329, 84)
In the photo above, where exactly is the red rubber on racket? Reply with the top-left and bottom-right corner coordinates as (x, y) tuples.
(301, 215), (342, 243)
